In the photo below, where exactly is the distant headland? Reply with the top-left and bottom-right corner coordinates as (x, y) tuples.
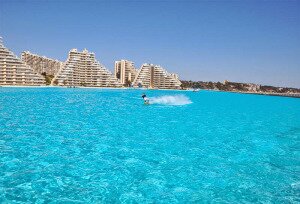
(181, 80), (300, 98)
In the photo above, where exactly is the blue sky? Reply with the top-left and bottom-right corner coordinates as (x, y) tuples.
(1, 0), (300, 88)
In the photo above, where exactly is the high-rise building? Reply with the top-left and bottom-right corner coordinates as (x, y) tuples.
(53, 48), (121, 87)
(0, 37), (45, 86)
(133, 63), (181, 89)
(21, 51), (63, 76)
(114, 60), (137, 86)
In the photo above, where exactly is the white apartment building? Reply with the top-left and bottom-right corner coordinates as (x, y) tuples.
(21, 51), (63, 76)
(53, 48), (121, 87)
(133, 63), (181, 89)
(0, 37), (45, 86)
(114, 60), (137, 86)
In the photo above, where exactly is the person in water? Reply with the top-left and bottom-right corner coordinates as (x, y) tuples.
(142, 93), (149, 104)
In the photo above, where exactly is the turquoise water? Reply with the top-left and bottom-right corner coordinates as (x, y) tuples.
(0, 87), (300, 203)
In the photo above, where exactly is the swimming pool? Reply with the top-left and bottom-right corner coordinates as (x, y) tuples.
(0, 87), (299, 203)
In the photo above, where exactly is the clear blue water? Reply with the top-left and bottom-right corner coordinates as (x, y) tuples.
(0, 87), (300, 203)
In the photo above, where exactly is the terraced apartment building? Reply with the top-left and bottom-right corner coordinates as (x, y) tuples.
(0, 37), (45, 86)
(133, 63), (181, 89)
(1, 37), (181, 89)
(114, 60), (137, 86)
(53, 48), (122, 87)
(21, 51), (63, 76)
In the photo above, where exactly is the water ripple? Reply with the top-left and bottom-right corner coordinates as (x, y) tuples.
(0, 88), (300, 203)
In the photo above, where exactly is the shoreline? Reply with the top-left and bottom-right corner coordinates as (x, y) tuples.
(1, 85), (300, 98)
(0, 85), (184, 92)
(198, 89), (300, 98)
(229, 90), (300, 98)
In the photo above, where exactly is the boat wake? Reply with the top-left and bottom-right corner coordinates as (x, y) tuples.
(150, 95), (192, 106)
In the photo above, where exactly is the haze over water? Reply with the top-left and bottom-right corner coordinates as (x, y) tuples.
(0, 88), (299, 203)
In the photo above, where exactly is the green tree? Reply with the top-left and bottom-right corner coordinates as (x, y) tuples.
(125, 80), (131, 87)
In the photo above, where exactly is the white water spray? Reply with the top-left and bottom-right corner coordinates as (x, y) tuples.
(150, 95), (192, 106)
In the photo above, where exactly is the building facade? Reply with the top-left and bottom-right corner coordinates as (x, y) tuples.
(53, 48), (121, 87)
(114, 60), (137, 86)
(0, 37), (45, 86)
(133, 63), (181, 89)
(21, 51), (63, 76)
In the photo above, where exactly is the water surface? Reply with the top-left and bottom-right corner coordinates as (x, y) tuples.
(0, 88), (300, 203)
